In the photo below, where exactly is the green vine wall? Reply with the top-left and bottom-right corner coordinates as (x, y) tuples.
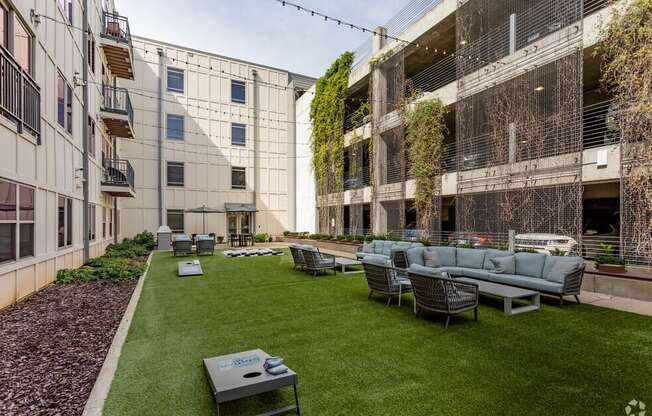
(310, 52), (354, 232)
(405, 99), (447, 232)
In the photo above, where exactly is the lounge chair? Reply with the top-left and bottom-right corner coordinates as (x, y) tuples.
(196, 235), (215, 255)
(300, 247), (336, 276)
(173, 234), (193, 256)
(362, 256), (412, 307)
(288, 244), (308, 270)
(407, 269), (479, 329)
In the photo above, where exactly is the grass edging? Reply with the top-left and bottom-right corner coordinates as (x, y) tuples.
(81, 251), (154, 416)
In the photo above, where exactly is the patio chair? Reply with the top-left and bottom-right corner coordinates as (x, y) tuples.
(300, 247), (336, 276)
(196, 235), (215, 256)
(172, 235), (193, 256)
(362, 257), (412, 307)
(408, 269), (479, 329)
(288, 244), (307, 270)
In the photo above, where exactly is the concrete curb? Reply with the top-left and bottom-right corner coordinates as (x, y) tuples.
(82, 251), (154, 416)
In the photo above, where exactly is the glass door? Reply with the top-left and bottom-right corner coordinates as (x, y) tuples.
(227, 212), (252, 234)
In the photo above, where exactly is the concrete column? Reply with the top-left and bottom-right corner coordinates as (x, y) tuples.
(508, 122), (516, 164)
(372, 26), (388, 55)
(157, 48), (165, 226)
(509, 14), (517, 55)
(286, 80), (297, 232)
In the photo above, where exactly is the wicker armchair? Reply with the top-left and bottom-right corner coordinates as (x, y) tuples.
(196, 236), (215, 255)
(560, 264), (586, 306)
(408, 270), (479, 329)
(172, 235), (193, 256)
(362, 258), (412, 307)
(288, 244), (306, 270)
(300, 248), (336, 276)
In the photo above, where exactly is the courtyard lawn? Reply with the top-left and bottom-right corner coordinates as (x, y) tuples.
(104, 250), (652, 415)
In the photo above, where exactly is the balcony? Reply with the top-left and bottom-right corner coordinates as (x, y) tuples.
(100, 85), (134, 138)
(0, 47), (40, 141)
(101, 158), (135, 197)
(99, 11), (134, 80)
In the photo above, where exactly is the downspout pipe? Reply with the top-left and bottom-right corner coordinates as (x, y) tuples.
(157, 48), (164, 226)
(82, 0), (90, 262)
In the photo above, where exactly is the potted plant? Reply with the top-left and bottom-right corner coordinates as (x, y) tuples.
(595, 243), (626, 273)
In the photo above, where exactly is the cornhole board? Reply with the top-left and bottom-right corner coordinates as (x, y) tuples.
(178, 260), (203, 277)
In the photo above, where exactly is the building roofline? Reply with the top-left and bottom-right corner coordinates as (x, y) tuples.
(132, 35), (316, 83)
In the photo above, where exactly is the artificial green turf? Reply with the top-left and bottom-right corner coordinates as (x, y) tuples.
(104, 251), (652, 415)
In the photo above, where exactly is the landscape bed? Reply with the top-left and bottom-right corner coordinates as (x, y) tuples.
(104, 250), (652, 415)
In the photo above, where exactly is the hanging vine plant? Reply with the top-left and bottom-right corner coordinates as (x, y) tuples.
(310, 52), (354, 232)
(405, 98), (447, 232)
(598, 0), (652, 222)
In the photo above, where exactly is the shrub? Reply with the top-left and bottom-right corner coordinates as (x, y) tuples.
(419, 237), (432, 247)
(336, 235), (346, 241)
(595, 243), (625, 266)
(460, 243), (475, 249)
(255, 233), (269, 243)
(57, 231), (153, 284)
(550, 248), (567, 256)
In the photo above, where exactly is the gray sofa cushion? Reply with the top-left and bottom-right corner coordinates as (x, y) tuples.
(409, 263), (445, 278)
(360, 253), (390, 261)
(543, 256), (583, 284)
(433, 247), (457, 267)
(381, 241), (394, 256)
(424, 250), (441, 268)
(487, 273), (563, 294)
(483, 249), (514, 270)
(438, 266), (464, 276)
(362, 256), (387, 266)
(406, 247), (426, 266)
(362, 242), (375, 254)
(456, 248), (486, 269)
(514, 252), (547, 278)
(491, 256), (516, 274)
(461, 268), (490, 280)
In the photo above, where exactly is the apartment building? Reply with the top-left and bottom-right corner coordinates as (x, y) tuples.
(315, 0), (638, 262)
(0, 0), (314, 309)
(118, 37), (314, 239)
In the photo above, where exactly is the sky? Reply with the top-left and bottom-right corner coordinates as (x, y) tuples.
(115, 0), (408, 78)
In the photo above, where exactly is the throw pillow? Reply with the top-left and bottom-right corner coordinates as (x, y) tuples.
(491, 256), (516, 274)
(546, 260), (581, 284)
(423, 250), (441, 268)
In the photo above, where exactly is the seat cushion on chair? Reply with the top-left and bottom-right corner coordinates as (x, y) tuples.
(483, 249), (514, 270)
(514, 252), (547, 278)
(409, 264), (445, 278)
(491, 256), (516, 274)
(360, 253), (390, 262)
(456, 248), (486, 269)
(424, 250), (441, 268)
(543, 256), (583, 283)
(362, 256), (387, 266)
(438, 266), (464, 276)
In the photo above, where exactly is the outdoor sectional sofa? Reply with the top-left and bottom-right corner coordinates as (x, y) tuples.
(406, 246), (585, 305)
(357, 240), (424, 268)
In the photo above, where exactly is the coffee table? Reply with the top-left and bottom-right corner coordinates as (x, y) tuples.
(334, 257), (363, 274)
(456, 277), (540, 316)
(203, 349), (300, 416)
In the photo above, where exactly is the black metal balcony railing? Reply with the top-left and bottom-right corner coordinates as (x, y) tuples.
(0, 47), (40, 141)
(101, 11), (132, 46)
(102, 85), (133, 124)
(103, 158), (134, 189)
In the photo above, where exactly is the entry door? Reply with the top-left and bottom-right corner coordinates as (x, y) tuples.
(227, 213), (252, 234)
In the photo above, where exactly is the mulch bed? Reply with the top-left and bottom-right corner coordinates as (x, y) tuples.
(0, 280), (138, 416)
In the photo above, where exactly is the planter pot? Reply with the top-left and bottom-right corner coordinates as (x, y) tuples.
(596, 263), (627, 274)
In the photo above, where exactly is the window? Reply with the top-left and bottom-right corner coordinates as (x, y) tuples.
(167, 210), (184, 233)
(167, 161), (184, 187)
(231, 80), (246, 104)
(58, 195), (73, 248)
(102, 206), (107, 238)
(58, 0), (73, 23)
(231, 167), (246, 190)
(231, 123), (246, 146)
(57, 71), (73, 134)
(13, 15), (31, 73)
(88, 205), (96, 241)
(0, 4), (7, 48)
(0, 180), (34, 262)
(87, 32), (96, 74)
(88, 116), (96, 158)
(167, 67), (184, 93)
(108, 207), (113, 237)
(167, 114), (184, 140)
